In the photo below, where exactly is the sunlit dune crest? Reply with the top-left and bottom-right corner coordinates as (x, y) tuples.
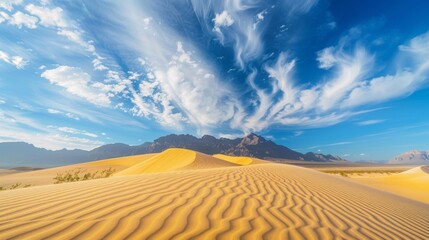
(115, 148), (238, 176)
(1, 149), (428, 239)
(354, 166), (429, 204)
(0, 154), (157, 187)
(212, 154), (254, 165)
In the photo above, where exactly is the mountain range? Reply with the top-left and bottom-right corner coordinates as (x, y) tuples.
(389, 150), (429, 164)
(0, 133), (346, 168)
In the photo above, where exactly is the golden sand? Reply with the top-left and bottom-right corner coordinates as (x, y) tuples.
(353, 166), (429, 204)
(0, 152), (428, 239)
(213, 154), (253, 165)
(115, 148), (238, 176)
(0, 153), (157, 187)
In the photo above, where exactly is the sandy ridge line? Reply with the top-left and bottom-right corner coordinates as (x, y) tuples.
(1, 164), (428, 239)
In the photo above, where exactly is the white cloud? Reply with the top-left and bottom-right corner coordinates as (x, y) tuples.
(48, 126), (98, 138)
(10, 55), (27, 68)
(294, 131), (304, 137)
(8, 11), (38, 29)
(25, 4), (68, 28)
(57, 29), (94, 52)
(0, 0), (23, 11)
(103, 3), (240, 132)
(92, 57), (108, 71)
(343, 31), (429, 108)
(239, 31), (429, 133)
(152, 42), (237, 129)
(22, 3), (97, 54)
(0, 11), (9, 23)
(357, 119), (385, 126)
(317, 47), (336, 69)
(0, 128), (103, 150)
(253, 9), (268, 30)
(142, 17), (152, 30)
(41, 66), (111, 106)
(47, 108), (80, 120)
(213, 11), (234, 33)
(0, 112), (16, 123)
(191, 0), (319, 68)
(218, 133), (245, 139)
(0, 51), (10, 63)
(308, 141), (352, 150)
(47, 108), (61, 114)
(23, 1), (427, 137)
(257, 10), (267, 21)
(318, 47), (372, 111)
(0, 50), (28, 69)
(241, 46), (373, 131)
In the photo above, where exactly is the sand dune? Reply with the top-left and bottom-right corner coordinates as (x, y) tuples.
(353, 166), (429, 204)
(115, 148), (237, 176)
(1, 162), (428, 239)
(213, 154), (254, 165)
(0, 153), (156, 187)
(0, 169), (20, 177)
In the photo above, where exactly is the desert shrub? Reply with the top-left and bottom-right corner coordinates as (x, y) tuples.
(9, 183), (22, 189)
(0, 183), (32, 191)
(53, 168), (116, 184)
(321, 169), (402, 177)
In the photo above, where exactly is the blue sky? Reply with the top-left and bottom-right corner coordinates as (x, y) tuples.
(1, 0), (429, 162)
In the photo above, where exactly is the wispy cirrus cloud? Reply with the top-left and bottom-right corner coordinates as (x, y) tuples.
(47, 108), (80, 120)
(8, 11), (38, 28)
(0, 0), (23, 12)
(357, 119), (385, 126)
(0, 50), (28, 68)
(41, 66), (112, 106)
(48, 125), (98, 138)
(0, 108), (103, 150)
(308, 141), (352, 150)
(1, 0), (429, 150)
(41, 1), (429, 136)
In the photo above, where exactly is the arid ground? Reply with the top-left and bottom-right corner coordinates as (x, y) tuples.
(1, 149), (428, 239)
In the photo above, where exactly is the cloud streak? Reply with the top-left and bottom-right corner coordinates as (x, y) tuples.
(1, 0), (429, 144)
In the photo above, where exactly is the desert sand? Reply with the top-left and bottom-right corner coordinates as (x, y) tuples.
(0, 153), (157, 188)
(212, 154), (254, 165)
(0, 149), (428, 239)
(115, 148), (237, 176)
(352, 166), (429, 204)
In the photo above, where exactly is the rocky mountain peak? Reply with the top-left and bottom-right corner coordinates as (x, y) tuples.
(240, 133), (266, 145)
(0, 133), (348, 168)
(389, 149), (429, 164)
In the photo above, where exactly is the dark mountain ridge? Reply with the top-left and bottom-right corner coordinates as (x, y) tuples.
(0, 133), (346, 168)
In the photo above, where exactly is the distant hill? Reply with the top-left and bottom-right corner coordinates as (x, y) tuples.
(389, 150), (429, 164)
(0, 133), (346, 168)
(303, 152), (347, 162)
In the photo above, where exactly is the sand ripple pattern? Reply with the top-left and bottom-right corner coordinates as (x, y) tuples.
(0, 164), (428, 240)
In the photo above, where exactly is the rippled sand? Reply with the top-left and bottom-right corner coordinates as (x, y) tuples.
(1, 149), (428, 239)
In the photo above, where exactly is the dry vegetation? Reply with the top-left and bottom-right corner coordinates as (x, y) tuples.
(0, 183), (31, 191)
(53, 167), (116, 184)
(1, 150), (428, 239)
(320, 169), (403, 177)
